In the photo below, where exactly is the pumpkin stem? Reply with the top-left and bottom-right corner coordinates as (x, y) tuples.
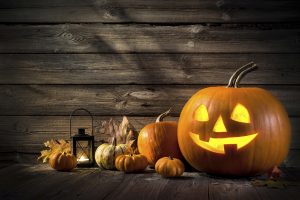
(156, 108), (172, 122)
(168, 156), (173, 160)
(126, 146), (134, 155)
(234, 64), (257, 88)
(111, 137), (117, 146)
(227, 62), (255, 87)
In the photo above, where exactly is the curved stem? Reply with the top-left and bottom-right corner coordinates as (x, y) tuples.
(111, 137), (117, 146)
(234, 64), (257, 88)
(156, 108), (172, 122)
(168, 156), (173, 160)
(227, 61), (254, 87)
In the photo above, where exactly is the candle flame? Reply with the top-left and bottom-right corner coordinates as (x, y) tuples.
(78, 155), (89, 162)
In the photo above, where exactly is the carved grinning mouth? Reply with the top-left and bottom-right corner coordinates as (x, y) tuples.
(189, 132), (258, 154)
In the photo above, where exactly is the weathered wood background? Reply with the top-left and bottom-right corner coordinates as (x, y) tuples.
(1, 164), (300, 200)
(0, 0), (299, 167)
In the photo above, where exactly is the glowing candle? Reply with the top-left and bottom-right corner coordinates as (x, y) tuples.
(77, 155), (89, 163)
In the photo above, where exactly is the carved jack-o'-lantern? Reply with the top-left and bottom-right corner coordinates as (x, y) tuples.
(178, 62), (291, 176)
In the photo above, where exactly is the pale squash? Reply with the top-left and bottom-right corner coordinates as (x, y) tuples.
(95, 137), (127, 169)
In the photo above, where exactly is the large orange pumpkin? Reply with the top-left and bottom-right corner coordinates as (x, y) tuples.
(138, 109), (183, 167)
(178, 62), (291, 176)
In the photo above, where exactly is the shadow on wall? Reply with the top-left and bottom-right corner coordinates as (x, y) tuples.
(85, 1), (188, 115)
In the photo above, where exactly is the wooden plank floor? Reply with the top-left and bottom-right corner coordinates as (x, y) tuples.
(0, 164), (299, 200)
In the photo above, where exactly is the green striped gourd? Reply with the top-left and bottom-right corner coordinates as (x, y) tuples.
(95, 137), (127, 169)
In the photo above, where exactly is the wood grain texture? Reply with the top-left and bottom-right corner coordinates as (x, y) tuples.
(0, 164), (103, 199)
(1, 53), (299, 84)
(156, 173), (209, 200)
(1, 164), (300, 200)
(254, 168), (300, 199)
(208, 179), (260, 200)
(3, 150), (300, 168)
(0, 0), (299, 23)
(0, 116), (160, 153)
(0, 24), (299, 53)
(0, 116), (299, 167)
(0, 116), (298, 149)
(0, 85), (298, 116)
(0, 0), (299, 169)
(285, 150), (300, 168)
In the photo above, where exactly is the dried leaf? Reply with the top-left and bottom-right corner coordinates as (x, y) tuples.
(126, 130), (136, 143)
(127, 140), (139, 154)
(102, 116), (138, 147)
(37, 150), (51, 163)
(124, 143), (139, 155)
(251, 179), (299, 189)
(37, 139), (71, 163)
(126, 130), (139, 153)
(117, 116), (129, 144)
(103, 118), (119, 137)
(267, 166), (281, 180)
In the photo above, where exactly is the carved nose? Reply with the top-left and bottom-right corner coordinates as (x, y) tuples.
(213, 115), (227, 132)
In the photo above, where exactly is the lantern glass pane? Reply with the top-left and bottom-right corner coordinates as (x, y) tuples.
(76, 140), (90, 164)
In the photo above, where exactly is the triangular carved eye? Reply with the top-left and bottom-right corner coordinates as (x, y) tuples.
(231, 103), (250, 123)
(194, 104), (209, 122)
(213, 116), (227, 132)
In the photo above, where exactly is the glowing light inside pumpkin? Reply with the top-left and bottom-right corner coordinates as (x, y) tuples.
(194, 104), (209, 121)
(231, 103), (250, 123)
(213, 116), (227, 132)
(189, 132), (257, 154)
(77, 155), (89, 163)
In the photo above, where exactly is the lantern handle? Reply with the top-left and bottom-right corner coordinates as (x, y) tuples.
(69, 108), (94, 138)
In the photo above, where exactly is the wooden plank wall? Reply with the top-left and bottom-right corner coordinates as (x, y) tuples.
(0, 0), (299, 167)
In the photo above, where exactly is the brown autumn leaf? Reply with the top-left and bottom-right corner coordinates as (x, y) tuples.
(103, 118), (119, 137)
(102, 116), (139, 152)
(117, 117), (139, 152)
(117, 116), (130, 144)
(37, 139), (71, 163)
(126, 130), (139, 153)
(251, 179), (299, 189)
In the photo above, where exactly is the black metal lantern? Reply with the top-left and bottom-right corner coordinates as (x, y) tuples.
(70, 108), (95, 167)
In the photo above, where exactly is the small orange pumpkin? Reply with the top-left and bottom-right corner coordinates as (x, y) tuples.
(138, 109), (183, 167)
(49, 152), (77, 171)
(155, 156), (185, 177)
(115, 154), (148, 173)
